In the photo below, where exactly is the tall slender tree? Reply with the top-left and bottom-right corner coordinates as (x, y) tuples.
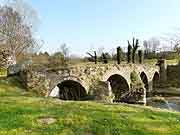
(127, 37), (139, 64)
(138, 50), (143, 64)
(94, 51), (97, 64)
(102, 53), (108, 64)
(127, 41), (132, 63)
(132, 38), (139, 63)
(117, 46), (122, 64)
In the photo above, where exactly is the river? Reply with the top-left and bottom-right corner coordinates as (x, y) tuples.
(147, 96), (180, 112)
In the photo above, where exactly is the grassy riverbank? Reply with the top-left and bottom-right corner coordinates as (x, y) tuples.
(0, 77), (180, 135)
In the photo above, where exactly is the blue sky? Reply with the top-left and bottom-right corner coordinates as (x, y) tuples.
(1, 0), (180, 55)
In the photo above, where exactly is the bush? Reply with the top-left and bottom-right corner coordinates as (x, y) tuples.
(130, 71), (143, 89)
(49, 52), (68, 68)
(0, 68), (7, 77)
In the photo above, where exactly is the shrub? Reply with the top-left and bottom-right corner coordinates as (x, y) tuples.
(0, 68), (7, 77)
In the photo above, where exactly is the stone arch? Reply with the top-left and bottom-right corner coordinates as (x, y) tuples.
(107, 74), (130, 102)
(152, 71), (160, 89)
(49, 76), (88, 99)
(102, 68), (131, 85)
(140, 72), (149, 90)
(57, 80), (87, 100)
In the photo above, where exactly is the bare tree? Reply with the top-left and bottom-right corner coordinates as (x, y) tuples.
(174, 42), (180, 55)
(97, 46), (105, 57)
(161, 30), (180, 55)
(0, 1), (39, 64)
(110, 48), (116, 58)
(86, 51), (97, 64)
(49, 44), (70, 67)
(5, 0), (40, 32)
(59, 43), (69, 58)
(148, 37), (160, 52)
(56, 43), (70, 65)
(143, 40), (148, 54)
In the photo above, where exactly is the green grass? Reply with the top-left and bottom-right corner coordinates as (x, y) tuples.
(0, 77), (180, 135)
(0, 68), (7, 77)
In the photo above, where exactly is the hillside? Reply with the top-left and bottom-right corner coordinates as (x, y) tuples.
(0, 77), (180, 135)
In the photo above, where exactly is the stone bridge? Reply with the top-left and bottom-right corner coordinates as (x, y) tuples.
(45, 63), (161, 103)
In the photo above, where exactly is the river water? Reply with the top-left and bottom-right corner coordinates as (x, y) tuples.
(147, 97), (180, 112)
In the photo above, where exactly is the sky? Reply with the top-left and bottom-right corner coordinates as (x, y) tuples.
(1, 0), (180, 56)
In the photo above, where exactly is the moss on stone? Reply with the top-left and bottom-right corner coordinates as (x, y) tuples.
(130, 71), (143, 87)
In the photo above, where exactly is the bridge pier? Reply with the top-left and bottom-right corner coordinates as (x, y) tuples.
(157, 59), (167, 87)
(143, 88), (147, 105)
(146, 81), (153, 97)
(93, 81), (114, 103)
(148, 81), (153, 92)
(107, 81), (113, 98)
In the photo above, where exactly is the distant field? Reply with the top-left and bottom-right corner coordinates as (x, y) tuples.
(144, 59), (178, 65)
(0, 77), (180, 135)
(70, 59), (179, 67)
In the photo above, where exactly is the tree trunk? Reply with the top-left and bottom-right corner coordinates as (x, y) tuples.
(117, 47), (121, 64)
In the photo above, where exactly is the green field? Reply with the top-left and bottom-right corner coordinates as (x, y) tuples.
(0, 77), (180, 135)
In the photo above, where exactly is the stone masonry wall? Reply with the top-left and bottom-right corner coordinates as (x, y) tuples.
(20, 69), (50, 96)
(0, 49), (16, 68)
(19, 63), (159, 104)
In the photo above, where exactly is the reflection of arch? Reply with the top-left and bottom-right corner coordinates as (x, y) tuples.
(153, 72), (160, 89)
(140, 72), (149, 90)
(107, 74), (129, 102)
(57, 80), (87, 100)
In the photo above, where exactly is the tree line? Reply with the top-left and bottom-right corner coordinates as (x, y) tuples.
(86, 37), (143, 64)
